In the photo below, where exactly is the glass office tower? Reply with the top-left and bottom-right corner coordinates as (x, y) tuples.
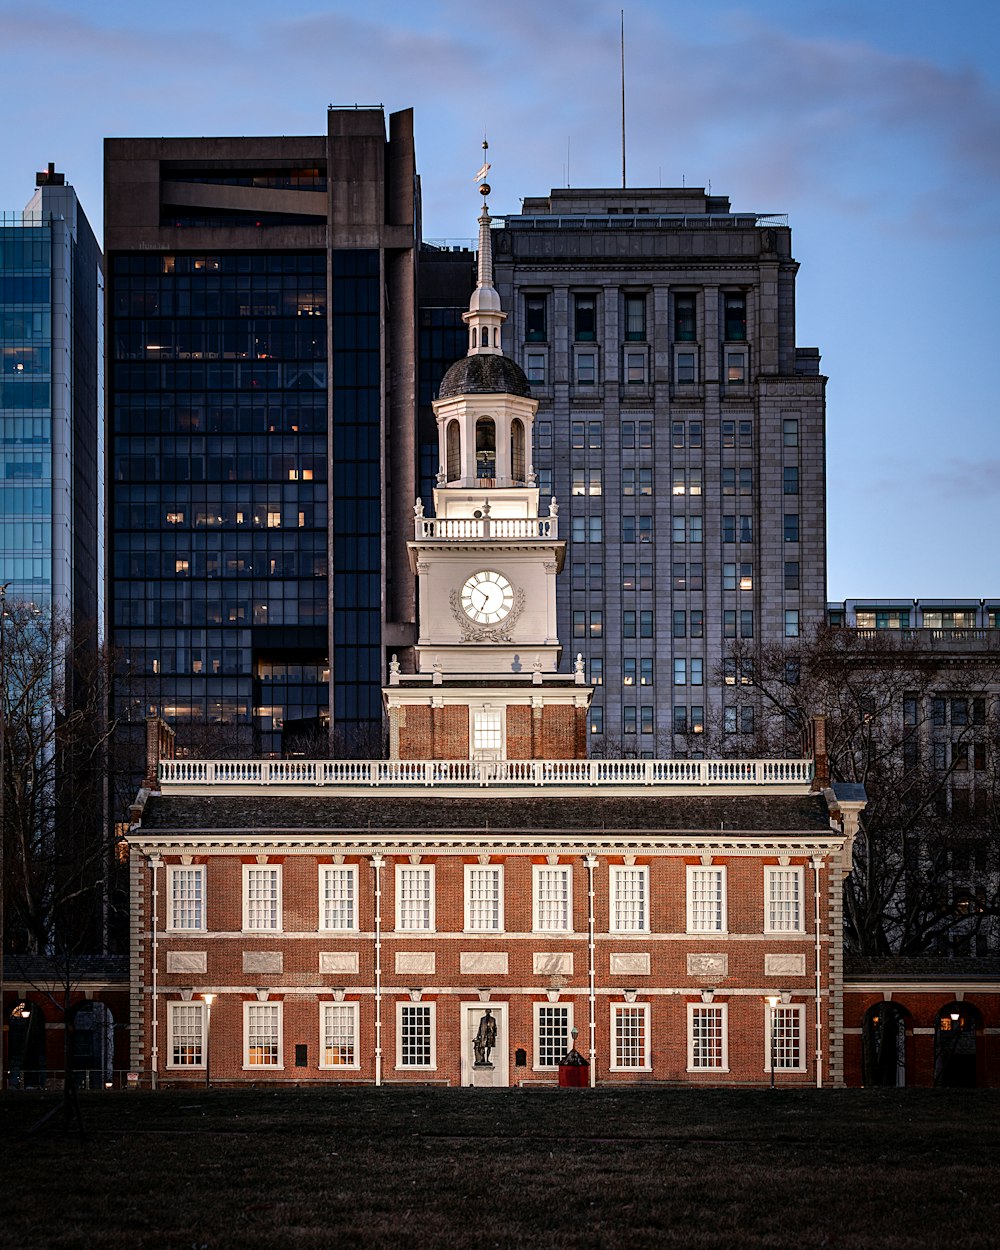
(0, 167), (102, 630)
(105, 109), (418, 758)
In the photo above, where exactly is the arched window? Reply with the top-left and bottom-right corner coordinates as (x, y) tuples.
(494, 327), (500, 347)
(861, 1001), (909, 1087)
(511, 419), (525, 483)
(469, 328), (476, 350)
(935, 1000), (981, 1087)
(481, 326), (489, 347)
(446, 420), (461, 482)
(476, 418), (496, 480)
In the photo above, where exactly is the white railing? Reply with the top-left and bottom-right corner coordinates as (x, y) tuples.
(415, 516), (558, 541)
(159, 757), (813, 789)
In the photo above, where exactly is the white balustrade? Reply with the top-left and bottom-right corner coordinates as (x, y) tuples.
(158, 757), (813, 790)
(415, 516), (557, 541)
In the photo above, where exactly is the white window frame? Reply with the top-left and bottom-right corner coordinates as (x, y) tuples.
(395, 1001), (437, 1071)
(686, 865), (727, 934)
(470, 705), (506, 760)
(610, 865), (649, 933)
(464, 863), (504, 933)
(765, 866), (805, 934)
(318, 863), (359, 932)
(242, 864), (282, 932)
(687, 1002), (730, 1073)
(532, 864), (573, 933)
(765, 1003), (807, 1073)
(167, 1001), (206, 1068)
(318, 1001), (360, 1070)
(166, 864), (206, 932)
(395, 864), (436, 932)
(610, 1002), (651, 1071)
(243, 1000), (283, 1070)
(533, 1001), (574, 1071)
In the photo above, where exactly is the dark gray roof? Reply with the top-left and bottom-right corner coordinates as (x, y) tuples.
(139, 792), (832, 834)
(4, 954), (128, 983)
(438, 353), (531, 399)
(845, 955), (1000, 980)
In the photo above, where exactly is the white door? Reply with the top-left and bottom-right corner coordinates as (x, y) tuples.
(461, 1002), (508, 1087)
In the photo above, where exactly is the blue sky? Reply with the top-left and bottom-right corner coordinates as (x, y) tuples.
(2, 0), (998, 600)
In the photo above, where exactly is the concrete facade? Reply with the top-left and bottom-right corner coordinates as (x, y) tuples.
(493, 188), (826, 753)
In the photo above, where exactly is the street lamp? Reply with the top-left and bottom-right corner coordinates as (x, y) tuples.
(766, 995), (780, 1090)
(202, 993), (215, 1089)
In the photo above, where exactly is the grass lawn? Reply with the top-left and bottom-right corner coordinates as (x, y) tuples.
(2, 1086), (997, 1249)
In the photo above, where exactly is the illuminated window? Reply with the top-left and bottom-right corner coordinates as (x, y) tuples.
(244, 1002), (282, 1068)
(168, 1003), (205, 1068)
(320, 1002), (358, 1068)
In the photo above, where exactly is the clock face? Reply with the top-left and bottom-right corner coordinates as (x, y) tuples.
(461, 570), (515, 625)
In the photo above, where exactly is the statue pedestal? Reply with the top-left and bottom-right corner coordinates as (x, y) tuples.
(471, 1064), (495, 1088)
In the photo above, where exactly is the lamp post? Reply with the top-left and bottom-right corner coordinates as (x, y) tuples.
(767, 995), (780, 1090)
(202, 993), (215, 1089)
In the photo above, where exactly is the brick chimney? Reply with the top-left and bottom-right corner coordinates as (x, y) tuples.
(144, 716), (176, 790)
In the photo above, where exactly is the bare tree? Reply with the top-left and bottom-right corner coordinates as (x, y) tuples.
(719, 626), (1000, 956)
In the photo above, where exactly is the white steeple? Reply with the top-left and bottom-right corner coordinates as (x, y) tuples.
(463, 141), (505, 357)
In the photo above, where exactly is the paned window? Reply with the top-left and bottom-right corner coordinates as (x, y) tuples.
(244, 866), (281, 931)
(690, 611), (703, 638)
(724, 292), (746, 341)
(525, 353), (545, 384)
(612, 1004), (650, 1070)
(674, 293), (696, 341)
(640, 705), (654, 734)
(398, 1003), (435, 1068)
(590, 657), (603, 686)
(624, 705), (637, 734)
(590, 706), (604, 735)
(320, 1002), (359, 1068)
(535, 1004), (573, 1069)
(783, 418), (799, 446)
(691, 658), (703, 687)
(675, 351), (696, 384)
(767, 1004), (805, 1071)
(640, 658), (654, 686)
(674, 658), (687, 686)
(766, 867), (804, 933)
(320, 865), (357, 931)
(623, 657), (636, 686)
(245, 1002), (282, 1068)
(168, 1003), (204, 1067)
(534, 865), (572, 932)
(168, 865), (205, 930)
(726, 350), (746, 383)
(784, 514), (799, 543)
(465, 865), (503, 932)
(688, 1004), (728, 1071)
(611, 866), (648, 932)
(783, 466), (799, 495)
(396, 865), (435, 931)
(625, 294), (646, 340)
(574, 294), (596, 341)
(785, 610), (800, 638)
(626, 352), (646, 383)
(740, 515), (753, 543)
(784, 561), (800, 591)
(525, 295), (547, 342)
(576, 353), (597, 385)
(687, 866), (727, 933)
(473, 708), (503, 753)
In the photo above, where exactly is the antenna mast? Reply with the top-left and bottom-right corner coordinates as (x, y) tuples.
(620, 10), (627, 189)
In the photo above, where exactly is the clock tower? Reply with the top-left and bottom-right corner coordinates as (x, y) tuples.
(384, 159), (591, 761)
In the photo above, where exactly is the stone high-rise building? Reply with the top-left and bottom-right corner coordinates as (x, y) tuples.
(492, 187), (826, 753)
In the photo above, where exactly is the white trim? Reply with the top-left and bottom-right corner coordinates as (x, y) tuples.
(686, 865), (727, 934)
(687, 1001), (730, 1072)
(243, 1000), (283, 1070)
(394, 863), (436, 932)
(395, 1001), (437, 1070)
(533, 1000), (574, 1071)
(765, 1002), (807, 1073)
(318, 1001), (360, 1070)
(532, 863), (573, 934)
(464, 863), (505, 933)
(764, 865), (805, 934)
(242, 863), (282, 932)
(165, 864), (206, 932)
(166, 1000), (206, 1069)
(610, 864), (649, 933)
(610, 1001), (651, 1071)
(318, 863), (359, 932)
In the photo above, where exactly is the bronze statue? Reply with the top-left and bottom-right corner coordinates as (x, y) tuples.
(472, 1008), (497, 1066)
